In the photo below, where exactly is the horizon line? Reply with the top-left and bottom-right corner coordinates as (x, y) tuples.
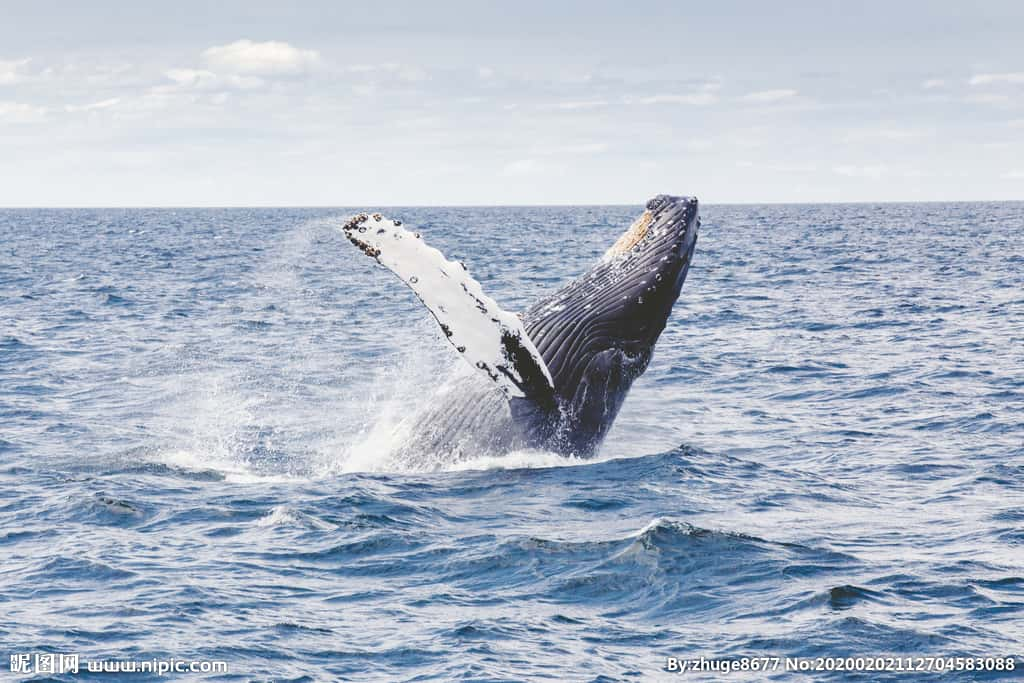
(2, 198), (1022, 210)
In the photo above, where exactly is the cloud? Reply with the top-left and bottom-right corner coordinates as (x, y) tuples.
(965, 93), (1011, 104)
(345, 64), (381, 74)
(83, 63), (135, 86)
(0, 100), (47, 122)
(969, 72), (1024, 86)
(502, 159), (542, 176)
(202, 39), (320, 76)
(737, 160), (817, 173)
(681, 139), (713, 151)
(477, 66), (494, 79)
(64, 97), (121, 113)
(565, 142), (607, 153)
(740, 88), (798, 103)
(921, 79), (946, 89)
(0, 58), (32, 85)
(532, 142), (608, 155)
(503, 147), (600, 176)
(162, 68), (263, 91)
(844, 127), (933, 141)
(637, 93), (717, 106)
(833, 164), (888, 179)
(551, 100), (609, 110)
(1002, 169), (1024, 180)
(344, 62), (428, 82)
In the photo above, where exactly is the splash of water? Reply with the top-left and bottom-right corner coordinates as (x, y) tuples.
(142, 218), (583, 479)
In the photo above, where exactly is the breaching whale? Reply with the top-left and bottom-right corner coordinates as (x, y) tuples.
(342, 194), (699, 465)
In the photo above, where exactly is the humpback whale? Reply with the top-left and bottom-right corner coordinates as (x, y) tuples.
(342, 194), (699, 465)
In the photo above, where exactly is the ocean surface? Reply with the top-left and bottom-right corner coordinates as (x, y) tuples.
(1, 202), (1022, 681)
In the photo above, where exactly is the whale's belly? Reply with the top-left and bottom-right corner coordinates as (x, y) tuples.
(396, 375), (523, 467)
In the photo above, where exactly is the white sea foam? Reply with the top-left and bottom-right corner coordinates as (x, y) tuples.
(146, 338), (599, 479)
(156, 448), (300, 484)
(255, 505), (296, 527)
(138, 217), (601, 481)
(447, 449), (603, 472)
(254, 505), (334, 529)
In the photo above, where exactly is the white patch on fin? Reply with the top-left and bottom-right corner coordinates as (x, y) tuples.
(341, 213), (555, 402)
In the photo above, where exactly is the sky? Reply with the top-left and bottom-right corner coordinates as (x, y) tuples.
(1, 0), (1023, 206)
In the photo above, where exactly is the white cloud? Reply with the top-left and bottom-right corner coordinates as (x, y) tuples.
(166, 68), (216, 88)
(162, 68), (263, 91)
(477, 66), (494, 79)
(833, 164), (888, 179)
(637, 93), (717, 106)
(83, 63), (135, 86)
(64, 97), (121, 113)
(740, 88), (798, 103)
(551, 100), (609, 110)
(682, 139), (713, 151)
(0, 58), (32, 85)
(344, 62), (427, 82)
(965, 93), (1011, 104)
(922, 79), (946, 89)
(345, 63), (381, 74)
(1002, 169), (1024, 179)
(1009, 119), (1024, 128)
(202, 39), (320, 76)
(844, 127), (932, 141)
(969, 72), (1024, 86)
(738, 160), (817, 173)
(568, 142), (607, 153)
(0, 101), (47, 122)
(532, 142), (608, 155)
(502, 159), (542, 176)
(389, 64), (428, 82)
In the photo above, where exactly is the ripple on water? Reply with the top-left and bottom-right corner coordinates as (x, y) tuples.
(1, 204), (1022, 679)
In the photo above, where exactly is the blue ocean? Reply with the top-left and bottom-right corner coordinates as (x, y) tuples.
(1, 203), (1022, 681)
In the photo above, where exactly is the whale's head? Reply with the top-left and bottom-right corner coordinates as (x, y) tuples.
(523, 194), (699, 455)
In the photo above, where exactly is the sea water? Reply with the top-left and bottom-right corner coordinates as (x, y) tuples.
(1, 203), (1022, 680)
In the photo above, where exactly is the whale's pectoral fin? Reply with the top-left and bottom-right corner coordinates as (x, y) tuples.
(342, 213), (556, 407)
